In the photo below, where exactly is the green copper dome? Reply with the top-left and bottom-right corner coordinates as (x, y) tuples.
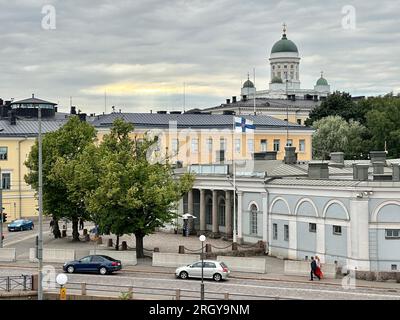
(316, 77), (328, 86)
(271, 34), (298, 54)
(271, 76), (283, 84)
(243, 79), (254, 88)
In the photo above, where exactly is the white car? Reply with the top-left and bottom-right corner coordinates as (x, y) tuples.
(175, 260), (230, 281)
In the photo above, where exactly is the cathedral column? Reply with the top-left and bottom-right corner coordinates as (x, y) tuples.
(225, 190), (232, 237)
(212, 190), (218, 234)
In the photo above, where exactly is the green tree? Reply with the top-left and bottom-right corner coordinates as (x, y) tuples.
(305, 91), (359, 126)
(80, 119), (194, 258)
(25, 116), (97, 240)
(312, 116), (367, 160)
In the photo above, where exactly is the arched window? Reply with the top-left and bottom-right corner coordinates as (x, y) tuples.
(250, 204), (258, 235)
(218, 199), (225, 226)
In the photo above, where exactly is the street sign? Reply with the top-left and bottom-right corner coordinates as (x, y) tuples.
(60, 287), (67, 300)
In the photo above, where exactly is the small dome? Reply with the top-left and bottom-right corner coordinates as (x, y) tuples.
(271, 34), (298, 54)
(271, 76), (283, 84)
(243, 79), (254, 88)
(316, 76), (328, 86)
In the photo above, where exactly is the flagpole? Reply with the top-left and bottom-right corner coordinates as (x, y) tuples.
(232, 117), (237, 244)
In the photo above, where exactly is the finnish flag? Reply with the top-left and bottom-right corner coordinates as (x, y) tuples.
(235, 117), (255, 133)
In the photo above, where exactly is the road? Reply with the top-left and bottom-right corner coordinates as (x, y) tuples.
(0, 264), (399, 300)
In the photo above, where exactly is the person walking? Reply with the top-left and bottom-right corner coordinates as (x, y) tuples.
(310, 256), (320, 281)
(79, 218), (84, 231)
(315, 255), (323, 279)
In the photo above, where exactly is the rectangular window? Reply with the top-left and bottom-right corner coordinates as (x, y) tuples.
(0, 147), (8, 160)
(219, 138), (226, 151)
(385, 229), (400, 239)
(284, 224), (289, 241)
(309, 223), (316, 233)
(206, 138), (213, 153)
(260, 139), (267, 152)
(392, 264), (398, 271)
(333, 225), (342, 235)
(1, 173), (10, 190)
(299, 139), (305, 152)
(291, 65), (294, 69)
(284, 65), (287, 68)
(286, 139), (293, 147)
(191, 138), (199, 153)
(171, 139), (179, 154)
(247, 139), (254, 153)
(235, 139), (241, 154)
(297, 119), (302, 125)
(273, 139), (280, 152)
(273, 223), (278, 240)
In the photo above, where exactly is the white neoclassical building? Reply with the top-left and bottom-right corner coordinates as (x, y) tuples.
(177, 150), (400, 272)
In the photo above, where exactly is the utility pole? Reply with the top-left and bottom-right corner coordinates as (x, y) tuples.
(38, 100), (44, 300)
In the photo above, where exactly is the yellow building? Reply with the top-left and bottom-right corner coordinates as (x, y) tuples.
(0, 98), (313, 220)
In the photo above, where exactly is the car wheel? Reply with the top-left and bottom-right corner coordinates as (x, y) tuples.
(67, 266), (75, 273)
(213, 273), (222, 282)
(99, 267), (108, 275)
(179, 271), (188, 280)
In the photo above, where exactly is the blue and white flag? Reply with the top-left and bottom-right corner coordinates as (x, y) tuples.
(234, 117), (255, 133)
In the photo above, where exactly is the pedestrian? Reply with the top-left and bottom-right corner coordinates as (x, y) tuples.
(315, 255), (323, 279)
(49, 219), (54, 232)
(79, 218), (84, 230)
(310, 256), (320, 281)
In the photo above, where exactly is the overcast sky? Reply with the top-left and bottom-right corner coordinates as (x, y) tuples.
(0, 0), (399, 114)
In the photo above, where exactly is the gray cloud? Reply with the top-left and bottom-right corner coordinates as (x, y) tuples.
(0, 0), (399, 114)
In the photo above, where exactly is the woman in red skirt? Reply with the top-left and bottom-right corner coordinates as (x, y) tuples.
(314, 255), (323, 279)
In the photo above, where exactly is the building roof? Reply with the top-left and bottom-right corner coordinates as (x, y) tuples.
(271, 76), (283, 84)
(11, 97), (57, 105)
(91, 113), (313, 131)
(204, 98), (321, 113)
(243, 79), (254, 88)
(0, 119), (66, 137)
(271, 34), (298, 54)
(316, 77), (328, 86)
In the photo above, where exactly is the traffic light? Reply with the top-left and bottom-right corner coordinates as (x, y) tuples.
(2, 212), (7, 223)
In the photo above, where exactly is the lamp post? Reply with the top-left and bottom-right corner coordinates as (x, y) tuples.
(56, 273), (68, 300)
(199, 234), (206, 300)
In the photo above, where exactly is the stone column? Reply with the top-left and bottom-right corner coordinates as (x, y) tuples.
(188, 189), (193, 215)
(262, 192), (268, 243)
(237, 191), (243, 243)
(316, 221), (325, 263)
(225, 190), (232, 236)
(212, 190), (218, 234)
(199, 189), (206, 232)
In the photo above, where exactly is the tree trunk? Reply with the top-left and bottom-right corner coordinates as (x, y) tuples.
(72, 217), (80, 241)
(135, 232), (145, 259)
(115, 235), (120, 251)
(53, 218), (61, 239)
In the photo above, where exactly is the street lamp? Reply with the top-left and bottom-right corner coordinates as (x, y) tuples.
(56, 273), (68, 300)
(38, 100), (44, 300)
(199, 234), (206, 300)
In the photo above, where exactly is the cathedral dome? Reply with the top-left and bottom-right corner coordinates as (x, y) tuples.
(243, 79), (254, 88)
(316, 76), (328, 86)
(271, 34), (298, 54)
(271, 76), (283, 84)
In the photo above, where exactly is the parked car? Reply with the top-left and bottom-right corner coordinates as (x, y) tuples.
(175, 260), (230, 281)
(7, 219), (34, 232)
(63, 255), (122, 275)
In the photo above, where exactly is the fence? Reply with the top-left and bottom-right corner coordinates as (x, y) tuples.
(44, 281), (300, 300)
(0, 275), (32, 292)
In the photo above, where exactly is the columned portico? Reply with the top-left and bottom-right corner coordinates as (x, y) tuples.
(212, 190), (218, 234)
(188, 189), (194, 215)
(225, 190), (232, 237)
(199, 189), (206, 232)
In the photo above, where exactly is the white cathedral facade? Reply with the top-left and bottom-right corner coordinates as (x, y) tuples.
(241, 25), (331, 101)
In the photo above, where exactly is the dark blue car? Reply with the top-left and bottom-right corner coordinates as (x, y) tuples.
(8, 219), (34, 232)
(63, 255), (122, 275)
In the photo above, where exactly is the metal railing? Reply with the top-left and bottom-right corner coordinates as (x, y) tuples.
(0, 275), (32, 292)
(44, 280), (300, 300)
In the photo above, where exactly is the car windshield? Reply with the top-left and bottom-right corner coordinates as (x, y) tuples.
(100, 255), (117, 262)
(12, 220), (24, 224)
(220, 262), (228, 268)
